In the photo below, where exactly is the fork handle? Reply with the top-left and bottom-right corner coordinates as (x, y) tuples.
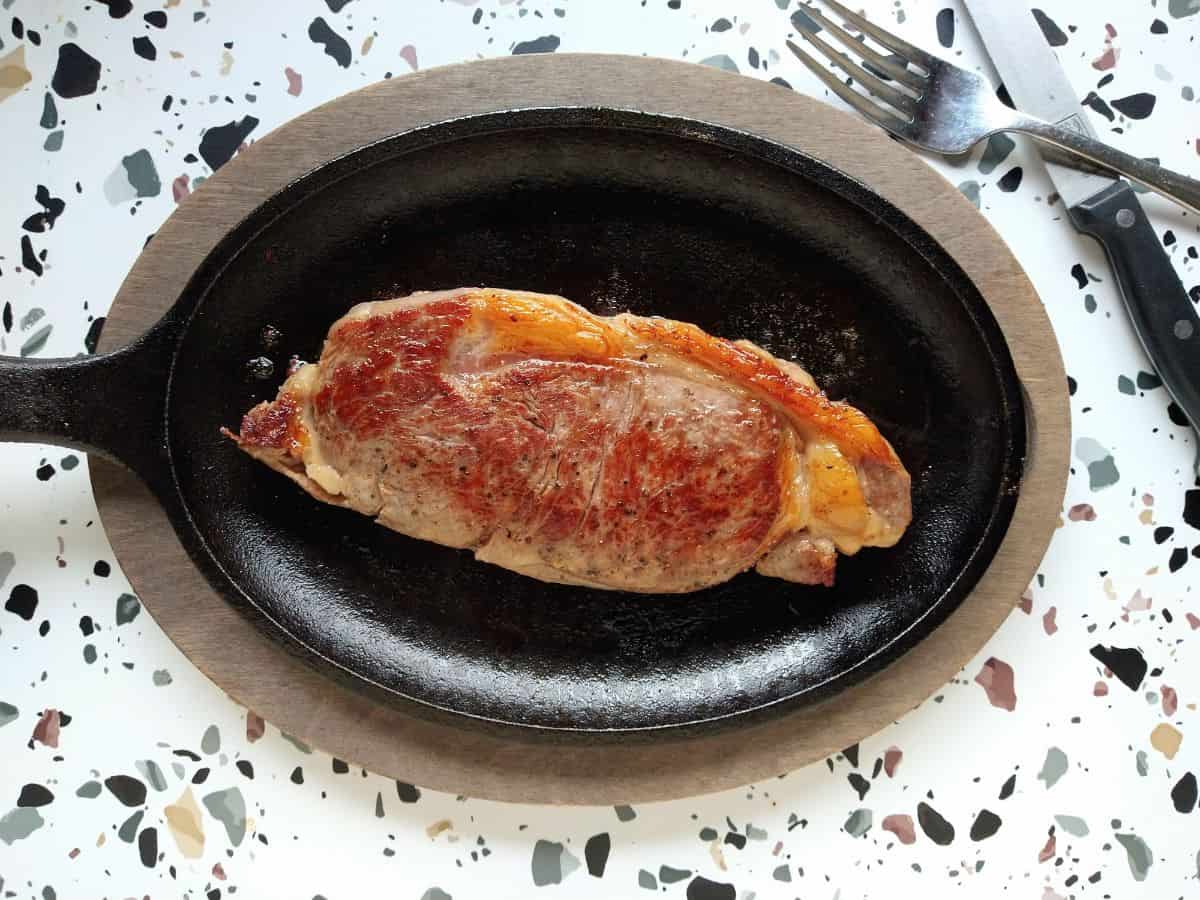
(1014, 120), (1200, 216)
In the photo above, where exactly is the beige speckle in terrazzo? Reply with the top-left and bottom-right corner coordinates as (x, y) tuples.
(1150, 723), (1182, 759)
(426, 819), (453, 839)
(0, 46), (32, 103)
(165, 787), (205, 858)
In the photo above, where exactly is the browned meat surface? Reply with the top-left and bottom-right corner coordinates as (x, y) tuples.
(227, 288), (911, 593)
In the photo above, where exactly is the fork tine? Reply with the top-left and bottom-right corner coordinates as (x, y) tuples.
(801, 4), (925, 93)
(817, 0), (940, 72)
(785, 39), (905, 131)
(797, 28), (916, 116)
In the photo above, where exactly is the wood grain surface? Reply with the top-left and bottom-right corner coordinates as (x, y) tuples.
(91, 54), (1069, 804)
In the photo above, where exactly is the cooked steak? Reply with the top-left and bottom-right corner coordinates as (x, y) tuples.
(227, 288), (911, 593)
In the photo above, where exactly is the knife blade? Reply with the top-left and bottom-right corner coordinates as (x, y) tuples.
(964, 0), (1200, 453)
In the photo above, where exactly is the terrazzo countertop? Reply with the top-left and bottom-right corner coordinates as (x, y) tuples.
(2, 0), (1199, 897)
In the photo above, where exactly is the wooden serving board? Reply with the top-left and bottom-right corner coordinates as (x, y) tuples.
(91, 54), (1068, 804)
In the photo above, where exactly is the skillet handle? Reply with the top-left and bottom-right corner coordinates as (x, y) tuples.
(0, 324), (175, 478)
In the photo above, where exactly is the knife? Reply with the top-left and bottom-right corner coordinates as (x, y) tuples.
(963, 0), (1200, 458)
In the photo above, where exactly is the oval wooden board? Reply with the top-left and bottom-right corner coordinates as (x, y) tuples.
(92, 54), (1069, 804)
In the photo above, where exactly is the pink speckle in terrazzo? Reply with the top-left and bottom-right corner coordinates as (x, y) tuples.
(975, 657), (1017, 711)
(1067, 503), (1096, 521)
(1094, 681), (1109, 696)
(1187, 612), (1200, 629)
(1162, 686), (1178, 716)
(285, 66), (303, 97)
(1038, 832), (1056, 863)
(881, 814), (915, 845)
(883, 746), (903, 778)
(246, 710), (265, 743)
(1042, 606), (1058, 635)
(30, 708), (60, 748)
(1124, 590), (1151, 614)
(400, 44), (418, 71)
(1019, 589), (1033, 614)
(172, 174), (189, 202)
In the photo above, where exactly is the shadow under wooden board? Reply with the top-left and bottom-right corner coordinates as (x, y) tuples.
(90, 54), (1068, 804)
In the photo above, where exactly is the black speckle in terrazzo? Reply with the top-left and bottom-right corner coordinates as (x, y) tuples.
(1169, 547), (1188, 572)
(143, 10), (167, 28)
(104, 774), (147, 807)
(17, 784), (54, 808)
(97, 0), (133, 19)
(997, 167), (1023, 192)
(969, 809), (1002, 840)
(685, 875), (735, 900)
(1167, 402), (1191, 427)
(332, 757), (349, 774)
(1082, 91), (1115, 121)
(1181, 488), (1200, 531)
(936, 8), (954, 47)
(308, 17), (352, 68)
(21, 235), (44, 277)
(1151, 17), (1169, 33)
(396, 781), (420, 803)
(513, 35), (560, 55)
(1089, 644), (1148, 690)
(82, 643), (97, 664)
(1031, 8), (1068, 46)
(2, 302), (12, 333)
(93, 560), (110, 578)
(842, 743), (859, 767)
(614, 804), (636, 822)
(36, 463), (54, 481)
(23, 185), (66, 233)
(198, 116), (260, 171)
(6, 584), (39, 621)
(1071, 263), (1088, 289)
(1111, 93), (1156, 119)
(326, 0), (355, 11)
(1172, 773), (1197, 813)
(848, 772), (871, 799)
(52, 43), (101, 98)
(711, 17), (732, 32)
(1155, 526), (1175, 544)
(132, 35), (156, 61)
(12, 16), (24, 39)
(584, 832), (610, 877)
(290, 766), (304, 784)
(235, 759), (254, 779)
(115, 592), (140, 625)
(84, 316), (105, 353)
(917, 801), (955, 845)
(138, 826), (157, 867)
(723, 831), (746, 849)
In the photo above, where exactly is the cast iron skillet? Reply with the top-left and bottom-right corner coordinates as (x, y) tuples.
(0, 108), (1025, 735)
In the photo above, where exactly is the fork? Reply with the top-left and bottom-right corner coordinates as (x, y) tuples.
(786, 0), (1200, 215)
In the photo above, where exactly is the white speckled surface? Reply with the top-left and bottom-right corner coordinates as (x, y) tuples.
(1, 1), (1198, 897)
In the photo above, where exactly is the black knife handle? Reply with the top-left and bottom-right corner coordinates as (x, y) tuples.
(1069, 182), (1200, 429)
